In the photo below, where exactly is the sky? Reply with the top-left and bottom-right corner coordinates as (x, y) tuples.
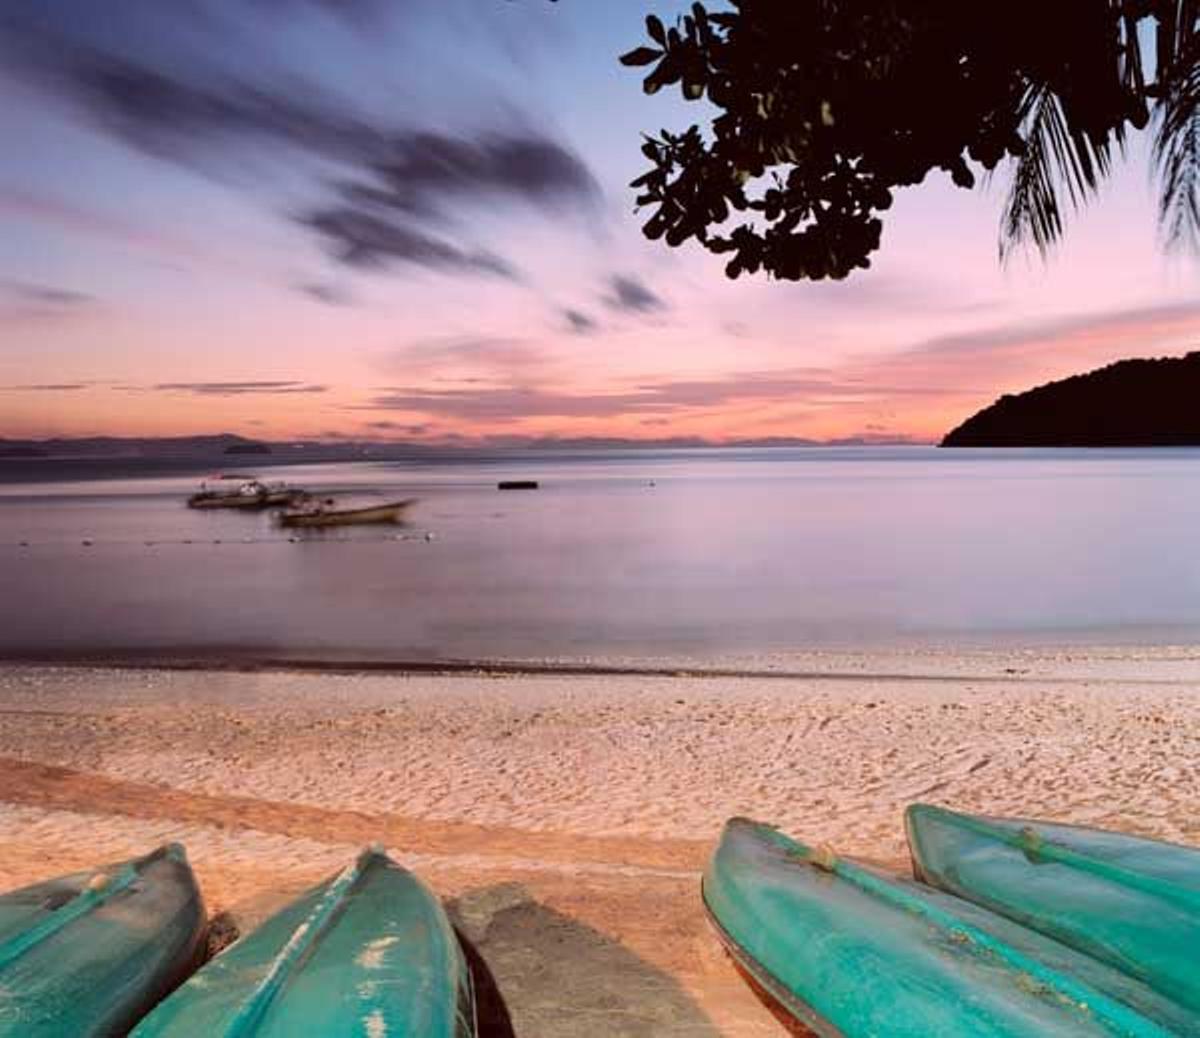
(1, 0), (1198, 445)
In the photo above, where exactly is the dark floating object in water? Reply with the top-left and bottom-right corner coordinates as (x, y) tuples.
(497, 480), (538, 490)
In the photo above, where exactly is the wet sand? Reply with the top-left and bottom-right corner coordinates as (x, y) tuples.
(1, 651), (1198, 1035)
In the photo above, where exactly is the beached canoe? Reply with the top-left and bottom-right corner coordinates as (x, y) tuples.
(906, 803), (1200, 1015)
(131, 848), (475, 1037)
(0, 843), (205, 1038)
(276, 498), (414, 527)
(703, 818), (1195, 1037)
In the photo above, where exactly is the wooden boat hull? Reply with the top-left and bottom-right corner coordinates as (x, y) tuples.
(277, 499), (414, 528)
(906, 803), (1200, 1015)
(0, 844), (206, 1038)
(131, 848), (475, 1037)
(703, 818), (1193, 1037)
(188, 493), (271, 509)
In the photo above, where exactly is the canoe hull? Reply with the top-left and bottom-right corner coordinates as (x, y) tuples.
(132, 848), (475, 1037)
(188, 494), (270, 509)
(704, 818), (1193, 1037)
(906, 803), (1200, 1015)
(0, 844), (206, 1038)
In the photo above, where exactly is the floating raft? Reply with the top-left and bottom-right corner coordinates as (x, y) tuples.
(906, 803), (1200, 1017)
(132, 848), (475, 1037)
(703, 818), (1194, 1037)
(0, 844), (205, 1038)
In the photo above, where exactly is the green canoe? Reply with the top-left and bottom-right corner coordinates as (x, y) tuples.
(703, 818), (1197, 1037)
(906, 804), (1200, 1016)
(0, 843), (205, 1038)
(132, 847), (476, 1037)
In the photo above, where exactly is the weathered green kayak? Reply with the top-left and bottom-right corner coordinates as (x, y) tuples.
(906, 804), (1200, 1016)
(703, 818), (1196, 1037)
(132, 847), (476, 1037)
(0, 843), (205, 1037)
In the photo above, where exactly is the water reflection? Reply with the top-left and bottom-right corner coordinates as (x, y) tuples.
(1, 448), (1199, 658)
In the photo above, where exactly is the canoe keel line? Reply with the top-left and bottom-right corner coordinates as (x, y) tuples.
(0, 844), (206, 1038)
(131, 846), (476, 1037)
(702, 818), (1197, 1036)
(221, 856), (366, 1036)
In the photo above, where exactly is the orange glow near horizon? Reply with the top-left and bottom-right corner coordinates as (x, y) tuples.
(3, 1), (1199, 446)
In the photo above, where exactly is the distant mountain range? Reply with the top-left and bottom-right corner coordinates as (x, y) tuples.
(942, 352), (1200, 447)
(0, 432), (918, 461)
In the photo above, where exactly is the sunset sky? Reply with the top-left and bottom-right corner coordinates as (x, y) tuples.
(2, 0), (1199, 444)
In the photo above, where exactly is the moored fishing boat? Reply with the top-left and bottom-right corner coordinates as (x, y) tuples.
(187, 475), (306, 509)
(703, 817), (1195, 1036)
(131, 847), (475, 1037)
(276, 498), (415, 527)
(906, 803), (1200, 1014)
(0, 843), (205, 1038)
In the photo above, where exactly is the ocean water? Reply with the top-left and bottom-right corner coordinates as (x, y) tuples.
(2, 447), (1199, 661)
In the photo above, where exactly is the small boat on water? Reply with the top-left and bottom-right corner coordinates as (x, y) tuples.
(187, 475), (306, 510)
(906, 803), (1200, 1016)
(0, 844), (205, 1037)
(703, 817), (1195, 1036)
(276, 497), (415, 528)
(131, 848), (476, 1037)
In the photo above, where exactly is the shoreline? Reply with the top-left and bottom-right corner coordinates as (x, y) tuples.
(2, 654), (1198, 1034)
(6, 641), (1200, 682)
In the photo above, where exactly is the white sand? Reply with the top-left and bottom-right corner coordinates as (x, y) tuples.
(0, 652), (1197, 1035)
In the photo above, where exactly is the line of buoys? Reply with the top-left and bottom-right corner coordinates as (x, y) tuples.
(6, 533), (438, 548)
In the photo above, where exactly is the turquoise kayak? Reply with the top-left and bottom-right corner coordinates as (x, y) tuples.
(0, 843), (205, 1037)
(906, 804), (1200, 1016)
(703, 818), (1196, 1037)
(132, 847), (476, 1037)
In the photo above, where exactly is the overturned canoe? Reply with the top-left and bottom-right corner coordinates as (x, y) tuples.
(276, 499), (415, 527)
(0, 844), (205, 1038)
(906, 803), (1200, 1015)
(703, 818), (1195, 1037)
(132, 848), (475, 1037)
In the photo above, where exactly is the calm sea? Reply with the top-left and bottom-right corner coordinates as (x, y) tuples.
(2, 447), (1198, 662)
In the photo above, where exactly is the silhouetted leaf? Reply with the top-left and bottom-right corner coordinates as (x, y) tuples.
(620, 47), (662, 67)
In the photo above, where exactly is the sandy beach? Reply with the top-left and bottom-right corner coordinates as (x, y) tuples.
(1, 649), (1198, 1035)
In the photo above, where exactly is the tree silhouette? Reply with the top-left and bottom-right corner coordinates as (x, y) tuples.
(621, 2), (1200, 281)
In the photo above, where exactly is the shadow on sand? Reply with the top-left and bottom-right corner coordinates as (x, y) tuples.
(448, 884), (721, 1038)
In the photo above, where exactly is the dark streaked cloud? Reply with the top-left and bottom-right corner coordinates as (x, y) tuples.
(153, 381), (329, 395)
(359, 367), (936, 423)
(366, 420), (430, 434)
(0, 280), (94, 324)
(339, 133), (599, 223)
(3, 10), (598, 281)
(605, 274), (665, 313)
(303, 208), (516, 277)
(2, 383), (90, 392)
(1, 281), (91, 307)
(563, 308), (597, 333)
(297, 282), (353, 306)
(377, 336), (549, 380)
(908, 300), (1200, 360)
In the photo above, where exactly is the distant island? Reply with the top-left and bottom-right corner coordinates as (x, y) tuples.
(0, 431), (919, 462)
(942, 352), (1200, 447)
